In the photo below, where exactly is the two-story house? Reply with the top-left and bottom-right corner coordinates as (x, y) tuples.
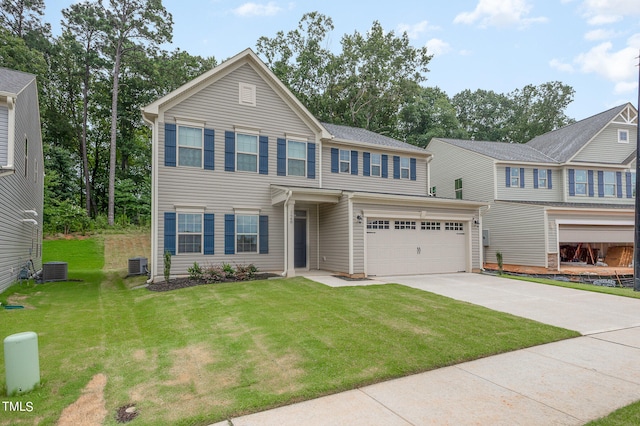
(429, 103), (637, 271)
(0, 68), (44, 292)
(142, 48), (485, 281)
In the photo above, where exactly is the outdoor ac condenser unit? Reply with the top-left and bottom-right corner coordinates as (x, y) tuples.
(128, 257), (148, 275)
(42, 262), (68, 282)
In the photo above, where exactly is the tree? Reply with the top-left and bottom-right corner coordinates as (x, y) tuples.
(451, 89), (514, 142)
(98, 0), (172, 226)
(0, 0), (49, 40)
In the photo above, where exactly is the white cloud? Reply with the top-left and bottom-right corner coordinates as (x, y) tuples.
(614, 81), (638, 94)
(584, 29), (618, 41)
(232, 2), (282, 17)
(574, 34), (640, 88)
(549, 58), (575, 73)
(397, 20), (438, 39)
(425, 38), (451, 56)
(453, 0), (547, 28)
(580, 0), (640, 25)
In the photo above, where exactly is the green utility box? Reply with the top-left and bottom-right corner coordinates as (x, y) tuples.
(4, 331), (40, 395)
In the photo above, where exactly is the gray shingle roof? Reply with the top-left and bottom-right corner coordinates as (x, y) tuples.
(525, 104), (627, 162)
(322, 122), (427, 153)
(434, 138), (558, 163)
(0, 68), (35, 94)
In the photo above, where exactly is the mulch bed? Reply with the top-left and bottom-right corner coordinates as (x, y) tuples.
(147, 273), (280, 292)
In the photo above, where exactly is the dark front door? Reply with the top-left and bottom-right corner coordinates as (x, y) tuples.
(294, 216), (307, 268)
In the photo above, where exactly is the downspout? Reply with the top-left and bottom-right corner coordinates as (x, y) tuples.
(142, 112), (157, 284)
(282, 190), (293, 276)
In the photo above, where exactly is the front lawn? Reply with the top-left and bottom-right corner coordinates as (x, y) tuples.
(0, 236), (578, 425)
(505, 275), (640, 299)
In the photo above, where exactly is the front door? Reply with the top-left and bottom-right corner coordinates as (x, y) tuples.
(294, 210), (307, 268)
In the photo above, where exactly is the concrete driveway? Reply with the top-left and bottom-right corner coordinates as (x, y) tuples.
(380, 272), (640, 335)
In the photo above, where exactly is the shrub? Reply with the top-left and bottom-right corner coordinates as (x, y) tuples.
(496, 251), (503, 276)
(164, 250), (172, 282)
(188, 262), (203, 281)
(203, 265), (226, 282)
(222, 262), (235, 279)
(236, 264), (258, 281)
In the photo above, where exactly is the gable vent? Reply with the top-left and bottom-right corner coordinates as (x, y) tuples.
(239, 82), (256, 106)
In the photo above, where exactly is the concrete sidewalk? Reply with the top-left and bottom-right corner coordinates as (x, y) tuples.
(212, 273), (640, 426)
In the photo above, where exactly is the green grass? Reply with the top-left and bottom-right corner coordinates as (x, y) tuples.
(505, 275), (640, 299)
(586, 400), (640, 425)
(0, 237), (579, 425)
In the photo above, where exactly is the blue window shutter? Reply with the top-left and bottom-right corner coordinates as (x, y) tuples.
(224, 214), (235, 255)
(351, 150), (358, 175)
(597, 171), (604, 197)
(568, 169), (575, 196)
(277, 138), (286, 176)
(548, 169), (553, 189)
(204, 128), (215, 170)
(393, 156), (400, 179)
(307, 143), (316, 179)
(259, 135), (269, 175)
(204, 214), (214, 255)
(259, 215), (269, 254)
(382, 154), (388, 178)
(164, 123), (176, 167)
(626, 172), (632, 198)
(505, 167), (511, 187)
(616, 171), (623, 198)
(164, 212), (176, 255)
(225, 131), (235, 172)
(331, 148), (339, 173)
(520, 168), (525, 188)
(588, 170), (594, 197)
(533, 169), (539, 189)
(363, 152), (370, 177)
(410, 158), (417, 181)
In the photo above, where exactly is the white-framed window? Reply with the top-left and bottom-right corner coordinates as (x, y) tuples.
(421, 221), (441, 230)
(575, 169), (587, 196)
(237, 133), (258, 172)
(367, 220), (389, 230)
(339, 149), (350, 173)
(538, 169), (547, 188)
(632, 172), (637, 197)
(178, 126), (203, 167)
(510, 167), (520, 187)
(400, 157), (410, 179)
(287, 140), (306, 177)
(455, 178), (462, 199)
(395, 220), (416, 230)
(603, 171), (616, 197)
(178, 213), (202, 254)
(236, 215), (258, 253)
(371, 153), (381, 177)
(618, 129), (629, 144)
(445, 222), (464, 231)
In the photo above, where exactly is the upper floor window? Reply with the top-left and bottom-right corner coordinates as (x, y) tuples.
(632, 172), (637, 197)
(339, 149), (350, 173)
(431, 186), (436, 197)
(400, 157), (410, 179)
(371, 153), (381, 177)
(178, 126), (203, 167)
(455, 178), (463, 199)
(575, 169), (587, 196)
(603, 171), (616, 197)
(287, 140), (306, 176)
(538, 169), (547, 188)
(510, 167), (520, 187)
(178, 213), (202, 254)
(618, 129), (629, 144)
(237, 133), (258, 172)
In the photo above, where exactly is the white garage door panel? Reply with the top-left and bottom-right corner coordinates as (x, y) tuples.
(366, 219), (467, 276)
(559, 225), (634, 243)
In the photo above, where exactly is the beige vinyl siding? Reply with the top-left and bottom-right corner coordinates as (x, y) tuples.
(322, 142), (428, 196)
(573, 123), (636, 164)
(496, 165), (561, 202)
(483, 202), (547, 267)
(427, 140), (495, 201)
(0, 80), (44, 292)
(0, 105), (7, 165)
(318, 196), (349, 273)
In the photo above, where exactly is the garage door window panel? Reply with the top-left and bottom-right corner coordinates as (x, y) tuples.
(421, 221), (441, 230)
(445, 222), (464, 231)
(367, 220), (389, 230)
(395, 220), (416, 230)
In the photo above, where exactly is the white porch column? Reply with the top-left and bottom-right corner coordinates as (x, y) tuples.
(285, 200), (296, 277)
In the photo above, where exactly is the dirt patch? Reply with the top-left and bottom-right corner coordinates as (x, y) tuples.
(57, 373), (108, 426)
(103, 232), (151, 272)
(6, 294), (35, 309)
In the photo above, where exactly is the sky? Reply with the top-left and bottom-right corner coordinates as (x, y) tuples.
(44, 0), (640, 121)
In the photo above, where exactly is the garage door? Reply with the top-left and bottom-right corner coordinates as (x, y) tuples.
(559, 225), (634, 243)
(366, 219), (467, 276)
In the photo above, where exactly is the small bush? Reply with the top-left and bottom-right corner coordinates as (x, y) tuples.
(164, 250), (172, 282)
(188, 262), (203, 281)
(496, 251), (504, 276)
(236, 264), (258, 281)
(222, 262), (235, 279)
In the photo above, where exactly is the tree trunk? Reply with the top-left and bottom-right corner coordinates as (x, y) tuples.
(108, 43), (122, 226)
(81, 57), (92, 217)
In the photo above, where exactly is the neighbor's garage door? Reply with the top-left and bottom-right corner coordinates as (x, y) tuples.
(559, 225), (634, 243)
(366, 219), (467, 276)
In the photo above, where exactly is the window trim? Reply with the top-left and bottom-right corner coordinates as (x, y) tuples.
(370, 153), (381, 177)
(177, 212), (203, 254)
(339, 149), (350, 174)
(287, 139), (307, 177)
(177, 125), (204, 168)
(618, 129), (629, 144)
(603, 171), (616, 197)
(236, 214), (259, 253)
(510, 167), (520, 187)
(574, 169), (588, 196)
(538, 169), (547, 189)
(236, 132), (259, 173)
(400, 157), (410, 179)
(455, 178), (463, 199)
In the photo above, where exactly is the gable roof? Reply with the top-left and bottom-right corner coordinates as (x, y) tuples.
(323, 122), (428, 154)
(0, 67), (35, 95)
(525, 103), (631, 163)
(432, 138), (557, 163)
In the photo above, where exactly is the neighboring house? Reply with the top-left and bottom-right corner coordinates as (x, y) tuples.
(429, 103), (637, 270)
(142, 48), (485, 281)
(0, 68), (44, 292)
